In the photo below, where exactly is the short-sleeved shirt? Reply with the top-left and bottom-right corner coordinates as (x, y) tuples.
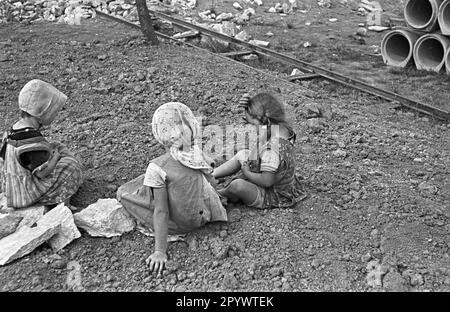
(136, 154), (227, 233)
(143, 163), (167, 188)
(235, 148), (280, 173)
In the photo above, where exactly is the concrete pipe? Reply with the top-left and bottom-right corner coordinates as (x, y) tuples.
(381, 29), (420, 67)
(404, 0), (443, 31)
(445, 47), (450, 74)
(438, 0), (450, 35)
(413, 33), (450, 72)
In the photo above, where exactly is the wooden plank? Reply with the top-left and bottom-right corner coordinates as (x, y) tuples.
(172, 31), (200, 40)
(220, 50), (256, 57)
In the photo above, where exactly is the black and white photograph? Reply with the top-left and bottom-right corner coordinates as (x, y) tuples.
(0, 0), (449, 298)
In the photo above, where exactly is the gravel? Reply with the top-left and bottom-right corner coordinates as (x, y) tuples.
(0, 3), (449, 291)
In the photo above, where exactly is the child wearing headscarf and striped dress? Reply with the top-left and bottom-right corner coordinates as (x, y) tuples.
(0, 79), (83, 209)
(117, 102), (227, 275)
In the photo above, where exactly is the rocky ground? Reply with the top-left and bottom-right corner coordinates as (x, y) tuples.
(0, 0), (449, 292)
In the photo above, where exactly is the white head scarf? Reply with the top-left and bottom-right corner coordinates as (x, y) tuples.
(152, 102), (212, 172)
(18, 79), (67, 125)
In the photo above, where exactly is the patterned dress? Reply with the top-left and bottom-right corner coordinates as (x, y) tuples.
(117, 153), (227, 234)
(259, 137), (305, 208)
(226, 134), (306, 209)
(0, 127), (83, 208)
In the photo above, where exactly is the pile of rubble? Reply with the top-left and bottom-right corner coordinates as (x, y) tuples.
(0, 194), (135, 266)
(0, 0), (159, 25)
(1, 0), (96, 24)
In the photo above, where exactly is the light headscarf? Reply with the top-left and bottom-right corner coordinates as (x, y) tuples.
(18, 79), (67, 125)
(152, 102), (212, 172)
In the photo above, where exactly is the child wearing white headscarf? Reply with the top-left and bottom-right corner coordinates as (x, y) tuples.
(117, 102), (227, 275)
(0, 79), (83, 208)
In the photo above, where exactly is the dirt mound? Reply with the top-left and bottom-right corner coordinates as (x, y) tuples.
(0, 3), (449, 292)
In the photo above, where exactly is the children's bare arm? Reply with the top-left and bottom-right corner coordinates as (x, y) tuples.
(146, 186), (169, 275)
(241, 162), (276, 187)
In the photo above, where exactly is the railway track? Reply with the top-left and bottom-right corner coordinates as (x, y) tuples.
(95, 9), (450, 121)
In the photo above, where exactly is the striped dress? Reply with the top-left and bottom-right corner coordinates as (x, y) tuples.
(0, 128), (83, 208)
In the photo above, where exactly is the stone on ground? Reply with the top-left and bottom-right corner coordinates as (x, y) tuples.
(382, 271), (409, 292)
(235, 30), (251, 41)
(249, 39), (270, 47)
(0, 214), (23, 239)
(12, 206), (48, 230)
(366, 259), (387, 288)
(73, 198), (135, 237)
(0, 223), (60, 266)
(36, 203), (81, 252)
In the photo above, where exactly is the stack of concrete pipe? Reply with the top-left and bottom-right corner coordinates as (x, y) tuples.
(381, 0), (450, 74)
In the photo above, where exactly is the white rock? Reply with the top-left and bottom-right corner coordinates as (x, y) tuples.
(235, 30), (251, 41)
(172, 30), (199, 39)
(0, 223), (60, 266)
(255, 0), (263, 5)
(356, 27), (368, 36)
(198, 10), (211, 20)
(358, 7), (367, 13)
(268, 7), (276, 13)
(66, 260), (85, 291)
(291, 68), (303, 76)
(329, 18), (338, 22)
(368, 25), (390, 32)
(366, 260), (387, 287)
(235, 12), (250, 24)
(74, 198), (135, 238)
(265, 31), (274, 37)
(242, 54), (259, 61)
(121, 4), (133, 10)
(13, 206), (48, 230)
(233, 2), (243, 10)
(36, 203), (81, 252)
(0, 214), (23, 239)
(249, 39), (270, 47)
(211, 21), (237, 37)
(360, 0), (382, 12)
(216, 12), (234, 22)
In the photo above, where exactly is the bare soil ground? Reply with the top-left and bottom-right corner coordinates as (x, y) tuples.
(0, 0), (449, 292)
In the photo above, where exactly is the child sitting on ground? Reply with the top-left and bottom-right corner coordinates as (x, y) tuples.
(117, 102), (227, 275)
(213, 92), (306, 209)
(0, 79), (83, 208)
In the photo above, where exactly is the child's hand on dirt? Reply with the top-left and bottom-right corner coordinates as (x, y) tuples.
(146, 251), (167, 276)
(238, 93), (251, 108)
